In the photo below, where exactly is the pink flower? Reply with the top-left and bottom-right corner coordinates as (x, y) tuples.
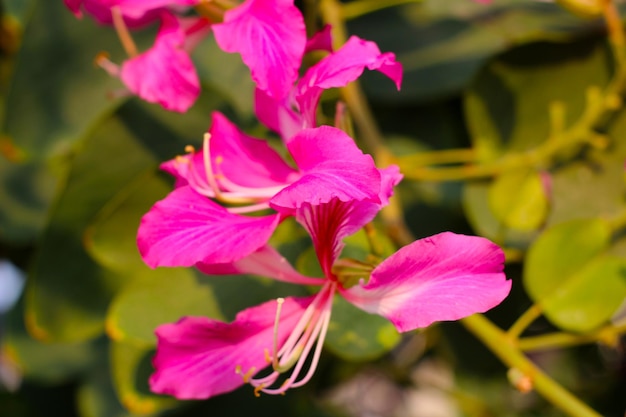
(213, 0), (307, 100)
(255, 35), (403, 141)
(149, 189), (511, 399)
(64, 0), (199, 27)
(112, 12), (209, 112)
(137, 112), (385, 267)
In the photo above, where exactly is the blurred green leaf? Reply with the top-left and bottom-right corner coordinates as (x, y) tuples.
(110, 340), (175, 415)
(524, 218), (626, 332)
(325, 296), (400, 361)
(77, 363), (134, 417)
(107, 268), (224, 345)
(1, 0), (125, 160)
(2, 304), (100, 384)
(350, 0), (609, 102)
(488, 169), (549, 232)
(462, 180), (535, 248)
(25, 94), (228, 343)
(464, 36), (611, 153)
(0, 157), (58, 243)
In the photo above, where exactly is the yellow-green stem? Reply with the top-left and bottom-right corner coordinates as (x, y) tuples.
(462, 314), (603, 417)
(507, 304), (543, 340)
(341, 0), (422, 20)
(519, 319), (626, 352)
(319, 0), (415, 247)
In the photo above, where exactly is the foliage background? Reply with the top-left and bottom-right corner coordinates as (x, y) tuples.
(0, 0), (625, 416)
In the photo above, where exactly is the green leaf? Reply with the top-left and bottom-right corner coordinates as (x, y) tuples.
(464, 36), (611, 153)
(25, 96), (228, 343)
(0, 157), (58, 243)
(325, 296), (400, 361)
(1, 0), (125, 160)
(107, 268), (224, 345)
(77, 363), (135, 417)
(110, 340), (176, 415)
(2, 304), (101, 384)
(349, 0), (609, 102)
(462, 181), (535, 248)
(524, 218), (626, 332)
(488, 169), (549, 232)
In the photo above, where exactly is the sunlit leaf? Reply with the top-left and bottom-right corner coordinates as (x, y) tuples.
(488, 169), (549, 232)
(524, 219), (626, 332)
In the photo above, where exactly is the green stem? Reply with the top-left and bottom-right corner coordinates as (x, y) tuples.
(462, 314), (603, 417)
(341, 0), (421, 20)
(320, 0), (415, 247)
(507, 304), (543, 340)
(519, 319), (626, 352)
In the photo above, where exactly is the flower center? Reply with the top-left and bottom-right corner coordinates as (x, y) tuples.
(181, 133), (286, 213)
(235, 283), (336, 396)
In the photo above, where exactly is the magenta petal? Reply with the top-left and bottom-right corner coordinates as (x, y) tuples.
(137, 186), (280, 267)
(209, 112), (299, 187)
(254, 88), (302, 141)
(64, 0), (84, 17)
(271, 126), (381, 212)
(120, 13), (201, 112)
(198, 245), (324, 286)
(296, 36), (403, 127)
(150, 296), (314, 399)
(305, 25), (333, 53)
(213, 0), (306, 99)
(341, 232), (511, 332)
(115, 0), (199, 20)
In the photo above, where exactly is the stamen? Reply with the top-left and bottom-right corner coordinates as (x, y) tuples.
(264, 349), (272, 364)
(111, 6), (138, 57)
(184, 145), (195, 153)
(253, 384), (265, 397)
(202, 133), (225, 199)
(272, 298), (285, 369)
(235, 365), (256, 383)
(94, 52), (120, 77)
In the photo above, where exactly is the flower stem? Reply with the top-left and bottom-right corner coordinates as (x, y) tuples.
(519, 319), (626, 352)
(319, 0), (415, 247)
(461, 314), (603, 417)
(341, 0), (422, 20)
(507, 304), (543, 340)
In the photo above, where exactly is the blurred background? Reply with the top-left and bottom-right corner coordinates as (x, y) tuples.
(1, 0), (625, 416)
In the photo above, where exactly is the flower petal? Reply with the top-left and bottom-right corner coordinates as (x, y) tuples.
(150, 296), (314, 399)
(197, 245), (324, 286)
(137, 186), (280, 267)
(340, 232), (511, 332)
(209, 112), (299, 188)
(254, 88), (301, 141)
(296, 36), (403, 127)
(271, 126), (381, 212)
(213, 0), (306, 99)
(120, 13), (204, 112)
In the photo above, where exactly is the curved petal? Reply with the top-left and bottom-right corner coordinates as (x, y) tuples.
(137, 186), (280, 267)
(305, 25), (333, 54)
(296, 36), (403, 127)
(340, 232), (511, 332)
(209, 112), (300, 188)
(213, 0), (306, 99)
(120, 13), (202, 112)
(197, 245), (324, 286)
(271, 126), (381, 212)
(254, 88), (301, 141)
(150, 296), (315, 399)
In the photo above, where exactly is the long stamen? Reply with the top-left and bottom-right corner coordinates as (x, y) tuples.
(272, 298), (285, 370)
(111, 6), (138, 57)
(244, 283), (337, 396)
(202, 133), (224, 199)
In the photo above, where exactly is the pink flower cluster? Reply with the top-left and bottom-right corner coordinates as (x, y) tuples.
(67, 0), (511, 400)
